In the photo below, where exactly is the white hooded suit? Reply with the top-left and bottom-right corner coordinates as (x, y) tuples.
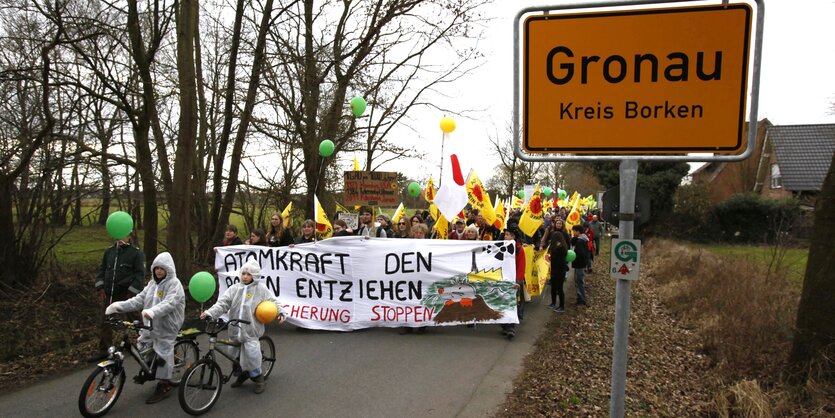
(105, 252), (185, 380)
(205, 260), (284, 373)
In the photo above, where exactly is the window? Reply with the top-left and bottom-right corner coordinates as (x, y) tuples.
(770, 164), (782, 189)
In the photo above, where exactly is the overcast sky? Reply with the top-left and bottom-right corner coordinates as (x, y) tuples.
(369, 0), (835, 184)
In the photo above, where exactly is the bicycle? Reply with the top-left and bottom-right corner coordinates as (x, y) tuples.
(78, 317), (200, 417)
(178, 318), (277, 415)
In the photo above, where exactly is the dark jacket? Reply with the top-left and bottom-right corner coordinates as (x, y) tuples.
(268, 229), (294, 247)
(570, 234), (591, 269)
(95, 242), (146, 295)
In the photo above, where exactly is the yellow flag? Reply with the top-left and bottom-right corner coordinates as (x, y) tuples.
(565, 195), (583, 231)
(465, 170), (496, 226)
(425, 176), (436, 202)
(314, 196), (333, 238)
(431, 205), (448, 239)
(391, 203), (406, 224)
(518, 185), (544, 237)
(493, 198), (506, 231)
(334, 201), (352, 214)
(281, 201), (293, 228)
(511, 196), (524, 209)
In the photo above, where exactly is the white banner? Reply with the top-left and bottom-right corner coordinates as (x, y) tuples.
(214, 237), (519, 331)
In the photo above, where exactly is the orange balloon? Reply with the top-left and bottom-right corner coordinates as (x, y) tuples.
(254, 301), (278, 323)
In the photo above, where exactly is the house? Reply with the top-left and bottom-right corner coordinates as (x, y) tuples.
(691, 120), (835, 208)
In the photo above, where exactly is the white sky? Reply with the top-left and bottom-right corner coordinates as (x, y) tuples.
(366, 0), (835, 183)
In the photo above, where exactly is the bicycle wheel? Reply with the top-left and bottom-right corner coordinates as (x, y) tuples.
(171, 340), (199, 384)
(259, 336), (276, 378)
(179, 359), (223, 415)
(78, 365), (125, 418)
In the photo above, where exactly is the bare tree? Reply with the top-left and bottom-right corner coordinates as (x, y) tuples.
(0, 0), (64, 287)
(258, 0), (489, 220)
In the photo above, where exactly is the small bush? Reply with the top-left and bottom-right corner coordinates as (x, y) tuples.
(713, 193), (801, 243)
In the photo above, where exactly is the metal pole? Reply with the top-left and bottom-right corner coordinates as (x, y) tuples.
(610, 159), (637, 417)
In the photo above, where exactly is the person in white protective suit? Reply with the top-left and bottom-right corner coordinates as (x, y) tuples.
(105, 252), (185, 404)
(201, 260), (286, 394)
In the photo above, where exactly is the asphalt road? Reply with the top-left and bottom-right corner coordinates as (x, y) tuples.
(0, 297), (552, 418)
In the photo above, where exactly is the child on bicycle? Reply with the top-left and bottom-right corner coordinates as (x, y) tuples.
(200, 260), (286, 394)
(105, 252), (185, 404)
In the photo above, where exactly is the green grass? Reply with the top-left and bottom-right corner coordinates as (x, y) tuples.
(48, 211), (252, 271)
(693, 243), (809, 284)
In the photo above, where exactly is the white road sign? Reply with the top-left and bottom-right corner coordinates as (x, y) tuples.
(610, 239), (641, 281)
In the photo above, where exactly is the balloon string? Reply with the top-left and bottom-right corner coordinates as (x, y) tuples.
(438, 132), (446, 189)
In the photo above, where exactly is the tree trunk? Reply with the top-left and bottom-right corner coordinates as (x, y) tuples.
(0, 174), (18, 286)
(169, 0), (199, 282)
(215, 0), (276, 242)
(207, 0), (247, 252)
(789, 151), (835, 382)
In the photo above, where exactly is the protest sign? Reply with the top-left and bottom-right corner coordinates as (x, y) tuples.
(215, 238), (520, 330)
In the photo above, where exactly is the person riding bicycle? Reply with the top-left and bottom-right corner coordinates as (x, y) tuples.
(200, 260), (286, 394)
(105, 252), (185, 404)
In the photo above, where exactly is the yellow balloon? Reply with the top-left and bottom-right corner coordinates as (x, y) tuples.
(254, 301), (278, 323)
(440, 116), (456, 134)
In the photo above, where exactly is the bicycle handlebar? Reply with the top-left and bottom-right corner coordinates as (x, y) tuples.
(105, 316), (153, 331)
(201, 317), (251, 335)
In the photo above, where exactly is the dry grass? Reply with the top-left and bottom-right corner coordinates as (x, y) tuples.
(645, 239), (835, 417)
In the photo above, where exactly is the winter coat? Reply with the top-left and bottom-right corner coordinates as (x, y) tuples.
(106, 252), (185, 380)
(570, 233), (591, 269)
(95, 242), (145, 295)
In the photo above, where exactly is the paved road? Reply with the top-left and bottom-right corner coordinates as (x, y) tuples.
(0, 297), (551, 418)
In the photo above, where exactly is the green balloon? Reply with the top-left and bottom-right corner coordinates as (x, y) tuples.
(407, 181), (421, 197)
(558, 189), (568, 199)
(566, 250), (576, 262)
(189, 271), (217, 303)
(106, 211), (133, 239)
(517, 190), (525, 199)
(543, 187), (552, 197)
(350, 96), (367, 117)
(319, 139), (335, 157)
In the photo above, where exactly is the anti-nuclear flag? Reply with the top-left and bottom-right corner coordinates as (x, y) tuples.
(511, 196), (524, 209)
(214, 239), (520, 330)
(518, 185), (544, 237)
(314, 195), (333, 238)
(425, 175), (436, 202)
(565, 194), (583, 231)
(465, 170), (496, 225)
(335, 201), (352, 214)
(391, 202), (406, 224)
(432, 208), (448, 240)
(281, 201), (293, 227)
(493, 198), (506, 231)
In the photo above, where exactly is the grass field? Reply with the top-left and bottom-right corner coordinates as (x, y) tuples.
(692, 243), (809, 285)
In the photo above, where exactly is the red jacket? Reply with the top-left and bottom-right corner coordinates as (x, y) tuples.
(515, 240), (526, 282)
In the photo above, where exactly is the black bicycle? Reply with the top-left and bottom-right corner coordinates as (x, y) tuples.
(78, 318), (200, 417)
(178, 318), (276, 415)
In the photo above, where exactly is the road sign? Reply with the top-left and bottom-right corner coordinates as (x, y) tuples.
(610, 239), (641, 281)
(601, 186), (652, 227)
(523, 4), (753, 154)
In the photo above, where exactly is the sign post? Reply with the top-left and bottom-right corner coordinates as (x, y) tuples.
(513, 1), (763, 416)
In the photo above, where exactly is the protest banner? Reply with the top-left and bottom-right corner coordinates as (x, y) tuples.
(214, 238), (520, 330)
